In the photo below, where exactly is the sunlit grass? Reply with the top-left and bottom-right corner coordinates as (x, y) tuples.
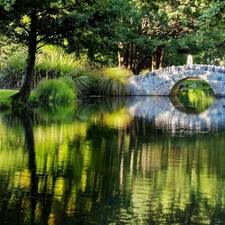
(35, 46), (92, 94)
(0, 90), (17, 111)
(0, 89), (18, 99)
(35, 78), (77, 104)
(36, 46), (82, 77)
(98, 67), (132, 96)
(0, 45), (92, 93)
(0, 89), (40, 111)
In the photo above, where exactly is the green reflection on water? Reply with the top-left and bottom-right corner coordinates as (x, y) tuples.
(176, 87), (215, 114)
(0, 97), (225, 224)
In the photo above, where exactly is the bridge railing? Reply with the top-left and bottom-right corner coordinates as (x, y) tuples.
(154, 64), (225, 75)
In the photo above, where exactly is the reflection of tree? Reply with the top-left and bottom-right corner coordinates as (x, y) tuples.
(1, 98), (225, 224)
(176, 88), (215, 114)
(17, 110), (38, 224)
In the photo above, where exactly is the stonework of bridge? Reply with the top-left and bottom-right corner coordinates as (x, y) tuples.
(128, 64), (225, 96)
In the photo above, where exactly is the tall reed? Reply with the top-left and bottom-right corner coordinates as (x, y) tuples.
(97, 67), (132, 96)
(0, 45), (92, 93)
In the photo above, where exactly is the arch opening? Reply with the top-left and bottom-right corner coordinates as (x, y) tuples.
(169, 77), (215, 96)
(169, 77), (215, 114)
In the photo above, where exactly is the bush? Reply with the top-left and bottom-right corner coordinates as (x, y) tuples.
(36, 78), (77, 104)
(97, 67), (132, 96)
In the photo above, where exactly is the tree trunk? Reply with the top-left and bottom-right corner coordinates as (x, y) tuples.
(152, 46), (165, 71)
(11, 10), (37, 108)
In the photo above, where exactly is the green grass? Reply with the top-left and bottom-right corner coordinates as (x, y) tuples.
(0, 90), (17, 111)
(178, 79), (212, 93)
(0, 90), (39, 111)
(97, 67), (132, 96)
(36, 78), (77, 104)
(0, 89), (18, 99)
(0, 45), (91, 93)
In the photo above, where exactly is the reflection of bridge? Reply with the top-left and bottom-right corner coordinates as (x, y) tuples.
(128, 96), (225, 135)
(128, 65), (225, 96)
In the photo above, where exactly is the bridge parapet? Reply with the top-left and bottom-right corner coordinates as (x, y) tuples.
(153, 64), (225, 75)
(128, 64), (225, 96)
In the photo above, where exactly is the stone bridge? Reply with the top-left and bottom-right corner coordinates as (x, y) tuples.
(128, 64), (225, 96)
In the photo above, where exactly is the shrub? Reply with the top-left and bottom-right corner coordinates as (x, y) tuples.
(36, 78), (77, 104)
(97, 67), (132, 96)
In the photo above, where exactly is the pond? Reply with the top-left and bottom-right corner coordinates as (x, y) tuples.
(1, 90), (225, 225)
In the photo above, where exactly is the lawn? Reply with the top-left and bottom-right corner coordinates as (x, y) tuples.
(0, 90), (39, 111)
(179, 79), (212, 91)
(0, 90), (18, 110)
(0, 89), (18, 99)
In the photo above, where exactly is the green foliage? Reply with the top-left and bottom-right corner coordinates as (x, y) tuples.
(197, 1), (225, 29)
(194, 28), (225, 65)
(36, 78), (77, 104)
(0, 45), (92, 93)
(0, 0), (95, 105)
(1, 0), (225, 97)
(97, 67), (132, 96)
(35, 46), (92, 94)
(0, 0), (92, 46)
(0, 49), (27, 88)
(36, 46), (81, 77)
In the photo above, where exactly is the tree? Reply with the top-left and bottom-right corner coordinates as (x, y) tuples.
(116, 0), (219, 73)
(113, 0), (200, 73)
(0, 0), (91, 107)
(197, 0), (225, 29)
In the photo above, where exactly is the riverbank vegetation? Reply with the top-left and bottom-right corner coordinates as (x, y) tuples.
(0, 0), (225, 109)
(0, 45), (133, 110)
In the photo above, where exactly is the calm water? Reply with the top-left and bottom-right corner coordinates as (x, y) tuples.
(1, 91), (225, 225)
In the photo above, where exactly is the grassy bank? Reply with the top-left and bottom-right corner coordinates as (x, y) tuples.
(179, 79), (212, 92)
(0, 90), (17, 111)
(0, 45), (133, 103)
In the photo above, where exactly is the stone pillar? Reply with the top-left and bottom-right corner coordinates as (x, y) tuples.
(187, 55), (193, 65)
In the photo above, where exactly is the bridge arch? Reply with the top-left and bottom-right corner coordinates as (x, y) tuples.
(169, 77), (215, 96)
(128, 65), (225, 96)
